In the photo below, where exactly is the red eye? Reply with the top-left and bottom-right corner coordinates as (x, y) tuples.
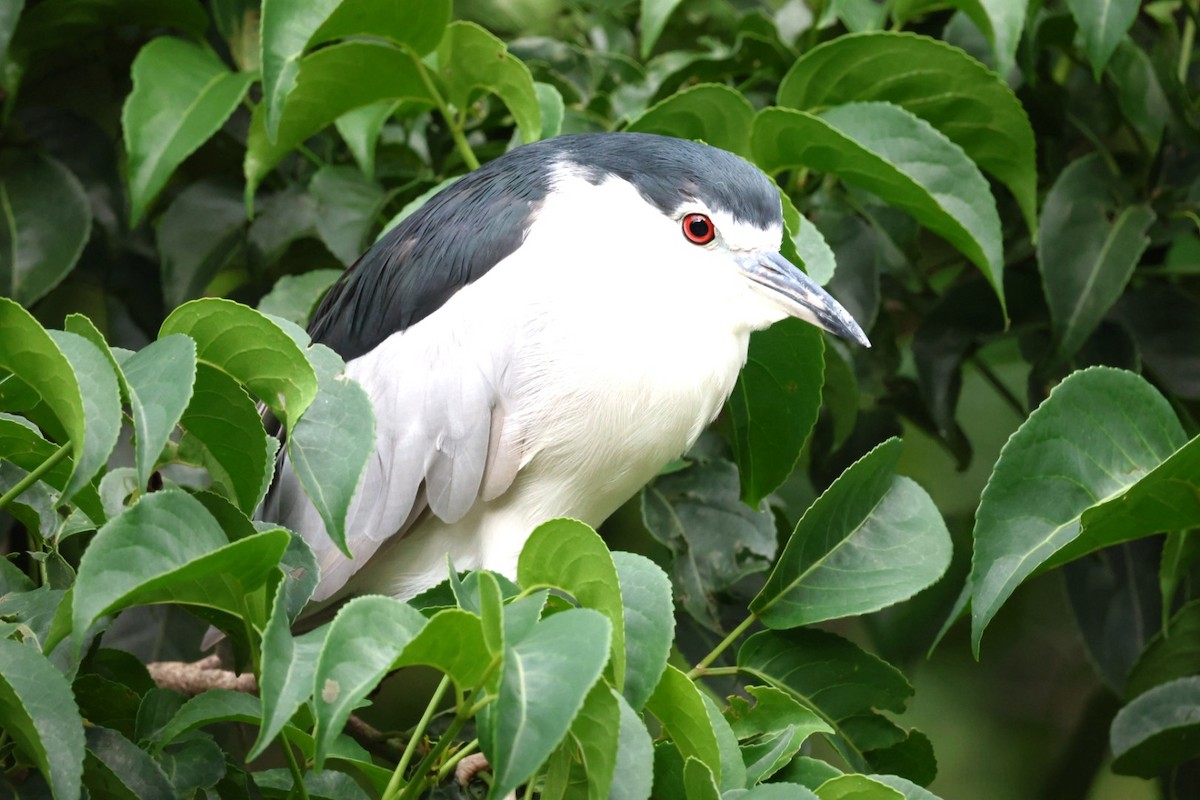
(682, 213), (715, 245)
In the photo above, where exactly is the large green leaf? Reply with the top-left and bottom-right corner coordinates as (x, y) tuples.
(392, 607), (491, 688)
(640, 0), (684, 57)
(727, 319), (824, 507)
(120, 335), (197, 490)
(626, 83), (754, 156)
(178, 363), (277, 515)
(752, 105), (1005, 314)
(0, 153), (91, 305)
(815, 774), (905, 800)
(1110, 676), (1200, 777)
(777, 31), (1036, 234)
(286, 344), (374, 558)
(751, 438), (952, 628)
(609, 690), (655, 800)
(892, 1), (1026, 78)
(84, 726), (175, 800)
(160, 297), (318, 429)
(434, 21), (541, 144)
(246, 41), (433, 198)
(542, 680), (620, 800)
(72, 490), (290, 643)
(612, 551), (673, 712)
(1065, 0), (1140, 78)
(311, 596), (427, 767)
(488, 608), (612, 799)
(122, 37), (254, 225)
(0, 639), (85, 800)
(517, 518), (626, 690)
(259, 0), (448, 140)
(154, 690), (263, 747)
(969, 368), (1189, 654)
(644, 665), (723, 785)
(1038, 155), (1154, 363)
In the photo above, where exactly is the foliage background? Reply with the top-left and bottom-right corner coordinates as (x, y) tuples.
(2, 0), (1199, 799)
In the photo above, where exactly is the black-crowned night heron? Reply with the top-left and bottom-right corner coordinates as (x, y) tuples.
(265, 132), (869, 609)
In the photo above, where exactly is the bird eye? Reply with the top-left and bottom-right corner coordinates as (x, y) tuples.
(682, 213), (715, 245)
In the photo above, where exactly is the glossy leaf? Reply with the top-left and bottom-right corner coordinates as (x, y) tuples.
(752, 105), (1005, 314)
(777, 31), (1037, 233)
(728, 319), (824, 507)
(246, 41), (432, 197)
(969, 368), (1189, 653)
(178, 363), (277, 515)
(612, 551), (673, 711)
(626, 83), (754, 156)
(752, 438), (951, 627)
(1110, 676), (1200, 777)
(1038, 155), (1154, 363)
(72, 490), (290, 642)
(161, 297), (318, 428)
(435, 22), (541, 144)
(312, 596), (427, 767)
(644, 665), (723, 785)
(123, 37), (254, 225)
(157, 180), (247, 309)
(0, 153), (91, 305)
(683, 757), (720, 800)
(815, 774), (906, 800)
(47, 331), (121, 501)
(489, 608), (612, 799)
(517, 518), (626, 689)
(0, 639), (85, 800)
(120, 335), (197, 490)
(1065, 0), (1140, 78)
(286, 344), (374, 557)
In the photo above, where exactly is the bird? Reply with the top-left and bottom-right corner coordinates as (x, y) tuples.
(263, 132), (869, 611)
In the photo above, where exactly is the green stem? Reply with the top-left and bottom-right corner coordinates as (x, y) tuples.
(968, 354), (1025, 419)
(688, 614), (757, 678)
(281, 737), (312, 800)
(1180, 8), (1196, 85)
(394, 712), (471, 800)
(436, 739), (479, 783)
(0, 443), (71, 512)
(414, 56), (479, 170)
(383, 675), (452, 800)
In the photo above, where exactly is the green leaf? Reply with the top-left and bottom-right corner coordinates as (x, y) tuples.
(246, 41), (433, 198)
(644, 665), (723, 785)
(121, 335), (197, 490)
(160, 297), (318, 428)
(969, 368), (1189, 654)
(286, 344), (374, 557)
(702, 693), (746, 792)
(157, 180), (247, 309)
(47, 331), (121, 501)
(626, 83), (754, 156)
(436, 21), (541, 144)
(752, 438), (952, 628)
(488, 608), (612, 799)
(155, 737), (225, 796)
(178, 363), (277, 515)
(730, 784), (821, 800)
(84, 726), (175, 800)
(335, 101), (400, 178)
(122, 37), (254, 225)
(640, 0), (684, 57)
(815, 774), (905, 800)
(72, 490), (290, 642)
(1126, 599), (1200, 699)
(258, 269), (342, 328)
(1038, 155), (1154, 363)
(868, 774), (942, 800)
(642, 459), (777, 630)
(155, 689), (263, 747)
(310, 165), (386, 265)
(1065, 0), (1140, 78)
(517, 518), (626, 690)
(0, 639), (84, 800)
(1161, 532), (1200, 628)
(894, 0), (1026, 78)
(542, 680), (620, 800)
(683, 757), (720, 800)
(725, 686), (832, 783)
(781, 190), (837, 285)
(312, 596), (427, 767)
(728, 319), (824, 506)
(393, 607), (490, 687)
(752, 105), (1005, 315)
(0, 152), (91, 305)
(777, 31), (1037, 235)
(612, 551), (673, 712)
(0, 0), (22, 70)
(259, 0), (448, 139)
(609, 690), (655, 800)
(535, 81), (565, 139)
(1110, 676), (1200, 777)
(1109, 39), (1171, 149)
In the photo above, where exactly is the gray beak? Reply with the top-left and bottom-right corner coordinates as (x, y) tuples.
(739, 250), (871, 347)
